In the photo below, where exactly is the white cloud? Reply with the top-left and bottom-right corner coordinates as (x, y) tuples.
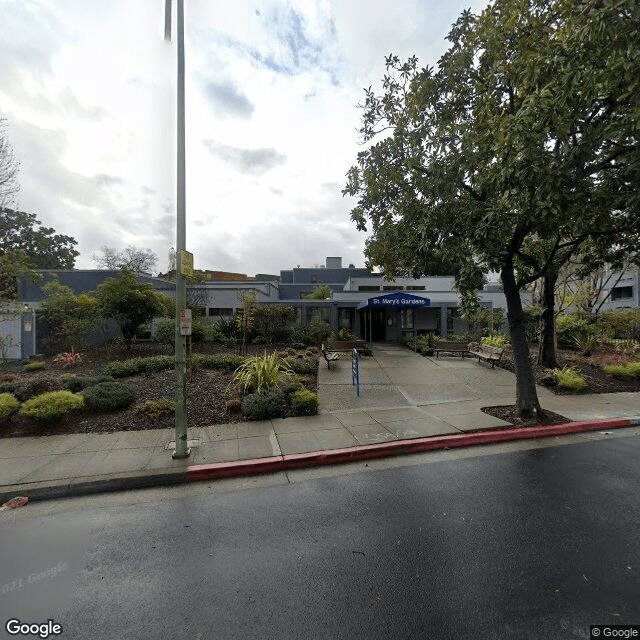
(0, 0), (490, 277)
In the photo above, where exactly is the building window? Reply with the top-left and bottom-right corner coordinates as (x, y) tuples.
(383, 286), (403, 291)
(401, 309), (414, 329)
(338, 308), (353, 330)
(447, 307), (458, 331)
(208, 307), (233, 317)
(358, 286), (380, 292)
(611, 286), (633, 301)
(305, 306), (330, 324)
(406, 286), (425, 291)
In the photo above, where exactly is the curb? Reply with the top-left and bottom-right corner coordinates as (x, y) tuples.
(2, 417), (638, 504)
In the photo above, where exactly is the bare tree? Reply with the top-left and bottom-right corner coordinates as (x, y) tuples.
(0, 118), (20, 207)
(92, 245), (158, 273)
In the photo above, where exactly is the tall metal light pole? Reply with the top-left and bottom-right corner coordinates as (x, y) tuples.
(165, 0), (189, 458)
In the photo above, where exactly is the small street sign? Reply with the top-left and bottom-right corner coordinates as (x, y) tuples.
(179, 308), (192, 335)
(179, 250), (193, 277)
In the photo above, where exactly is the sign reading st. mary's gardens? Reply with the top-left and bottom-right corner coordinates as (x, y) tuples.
(357, 292), (431, 310)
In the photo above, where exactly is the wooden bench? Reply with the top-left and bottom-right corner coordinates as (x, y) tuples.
(432, 341), (470, 358)
(321, 343), (340, 369)
(467, 342), (505, 368)
(327, 340), (366, 352)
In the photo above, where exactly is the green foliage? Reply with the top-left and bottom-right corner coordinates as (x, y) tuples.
(23, 361), (45, 371)
(136, 398), (176, 420)
(38, 278), (100, 351)
(154, 316), (206, 344)
(214, 316), (238, 340)
(553, 366), (586, 392)
(303, 285), (332, 300)
(254, 305), (295, 344)
(556, 314), (589, 348)
(53, 349), (83, 366)
(0, 207), (79, 269)
(103, 355), (175, 377)
(595, 309), (640, 341)
(232, 353), (293, 394)
(0, 250), (42, 299)
(0, 392), (19, 420)
(14, 378), (63, 402)
(61, 374), (115, 392)
(80, 381), (137, 411)
(603, 362), (640, 380)
(287, 359), (316, 375)
(441, 333), (473, 343)
(241, 389), (286, 421)
(19, 390), (84, 419)
(289, 389), (319, 416)
(192, 353), (246, 370)
(95, 269), (171, 348)
(480, 334), (510, 348)
(330, 328), (356, 341)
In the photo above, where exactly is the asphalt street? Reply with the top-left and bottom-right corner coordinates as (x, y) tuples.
(1, 433), (639, 640)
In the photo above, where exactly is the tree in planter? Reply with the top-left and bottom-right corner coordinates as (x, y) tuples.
(95, 269), (171, 349)
(344, 0), (640, 418)
(37, 278), (100, 352)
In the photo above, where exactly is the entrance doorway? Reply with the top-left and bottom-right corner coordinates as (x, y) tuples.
(361, 309), (386, 341)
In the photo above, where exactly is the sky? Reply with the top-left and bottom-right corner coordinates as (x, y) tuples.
(1, 0), (487, 277)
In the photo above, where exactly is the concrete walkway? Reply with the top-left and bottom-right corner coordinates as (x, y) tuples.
(2, 342), (639, 502)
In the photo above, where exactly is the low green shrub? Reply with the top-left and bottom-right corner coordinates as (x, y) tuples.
(136, 398), (176, 420)
(61, 374), (116, 392)
(553, 366), (586, 392)
(442, 332), (473, 343)
(23, 361), (45, 371)
(290, 389), (318, 416)
(330, 328), (355, 341)
(0, 393), (20, 420)
(556, 314), (589, 348)
(603, 361), (640, 380)
(481, 334), (511, 348)
(288, 359), (316, 375)
(14, 378), (64, 402)
(20, 390), (84, 420)
(192, 354), (246, 370)
(104, 356), (175, 378)
(241, 389), (286, 420)
(80, 382), (137, 411)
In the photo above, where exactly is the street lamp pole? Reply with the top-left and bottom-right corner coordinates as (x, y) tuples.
(165, 0), (189, 458)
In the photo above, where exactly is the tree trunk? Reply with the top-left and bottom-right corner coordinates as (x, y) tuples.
(501, 264), (543, 419)
(537, 270), (558, 368)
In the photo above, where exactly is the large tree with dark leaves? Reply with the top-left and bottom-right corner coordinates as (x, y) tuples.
(344, 0), (639, 418)
(0, 207), (79, 269)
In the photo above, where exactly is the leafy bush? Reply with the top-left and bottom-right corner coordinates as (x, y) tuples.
(0, 393), (20, 420)
(104, 356), (175, 377)
(556, 314), (589, 348)
(241, 389), (286, 420)
(61, 374), (116, 392)
(442, 332), (473, 343)
(23, 361), (45, 371)
(289, 389), (319, 416)
(553, 366), (586, 392)
(481, 334), (511, 348)
(330, 328), (356, 341)
(192, 354), (246, 370)
(14, 378), (64, 402)
(252, 335), (267, 345)
(233, 353), (293, 393)
(20, 390), (84, 420)
(154, 317), (206, 344)
(595, 308), (640, 340)
(288, 359), (316, 375)
(80, 382), (137, 411)
(572, 332), (600, 357)
(136, 398), (176, 420)
(603, 361), (640, 380)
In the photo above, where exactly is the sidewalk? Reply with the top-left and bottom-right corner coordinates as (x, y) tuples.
(2, 343), (640, 503)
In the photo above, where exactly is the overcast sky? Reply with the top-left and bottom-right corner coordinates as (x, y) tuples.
(1, 0), (486, 276)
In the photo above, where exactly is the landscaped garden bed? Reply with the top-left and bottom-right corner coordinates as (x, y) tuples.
(0, 342), (319, 438)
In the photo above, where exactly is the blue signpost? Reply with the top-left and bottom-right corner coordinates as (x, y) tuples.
(352, 348), (361, 397)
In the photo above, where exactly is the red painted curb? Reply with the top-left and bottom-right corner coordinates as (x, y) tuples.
(185, 418), (632, 481)
(187, 456), (283, 481)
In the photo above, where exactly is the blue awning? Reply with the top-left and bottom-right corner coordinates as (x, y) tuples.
(357, 292), (431, 310)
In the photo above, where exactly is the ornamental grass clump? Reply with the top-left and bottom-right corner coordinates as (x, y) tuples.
(232, 353), (293, 394)
(20, 390), (84, 420)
